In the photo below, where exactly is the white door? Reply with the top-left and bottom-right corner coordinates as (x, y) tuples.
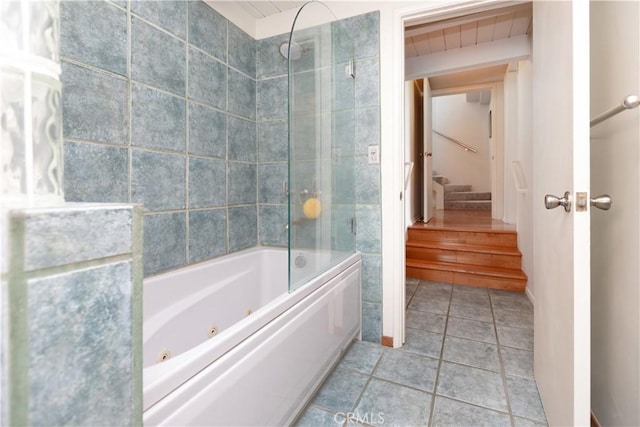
(422, 79), (434, 222)
(532, 1), (590, 426)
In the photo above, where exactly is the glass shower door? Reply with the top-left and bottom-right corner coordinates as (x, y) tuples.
(287, 2), (356, 292)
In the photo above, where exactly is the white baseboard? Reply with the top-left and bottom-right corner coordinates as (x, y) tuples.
(525, 286), (535, 306)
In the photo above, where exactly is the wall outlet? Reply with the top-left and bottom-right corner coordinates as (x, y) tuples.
(368, 145), (379, 164)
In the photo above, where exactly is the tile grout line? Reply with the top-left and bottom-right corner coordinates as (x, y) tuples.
(490, 292), (517, 427)
(425, 280), (454, 427)
(126, 2), (132, 206)
(184, 2), (190, 265)
(342, 347), (387, 427)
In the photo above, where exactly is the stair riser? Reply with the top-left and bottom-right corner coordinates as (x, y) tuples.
(406, 247), (522, 269)
(445, 192), (492, 201)
(445, 185), (472, 192)
(444, 201), (491, 210)
(408, 229), (518, 248)
(406, 267), (526, 292)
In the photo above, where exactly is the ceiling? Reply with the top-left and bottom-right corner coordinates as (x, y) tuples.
(428, 64), (509, 91)
(405, 3), (532, 89)
(235, 1), (305, 19)
(212, 2), (531, 89)
(405, 3), (533, 59)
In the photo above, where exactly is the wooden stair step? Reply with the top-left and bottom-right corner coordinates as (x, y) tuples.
(407, 228), (518, 248)
(406, 260), (527, 278)
(406, 260), (527, 292)
(406, 241), (522, 269)
(406, 241), (521, 256)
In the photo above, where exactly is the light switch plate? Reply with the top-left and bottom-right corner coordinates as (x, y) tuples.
(368, 145), (379, 164)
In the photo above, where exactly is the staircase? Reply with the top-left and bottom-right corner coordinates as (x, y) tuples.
(406, 220), (527, 292)
(444, 184), (491, 211)
(433, 174), (492, 211)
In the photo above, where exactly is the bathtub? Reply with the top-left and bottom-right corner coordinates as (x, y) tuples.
(143, 247), (361, 426)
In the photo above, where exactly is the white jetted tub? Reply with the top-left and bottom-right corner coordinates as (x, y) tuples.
(143, 247), (361, 426)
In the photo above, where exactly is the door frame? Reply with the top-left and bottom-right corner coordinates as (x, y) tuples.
(385, 0), (512, 347)
(385, 0), (590, 423)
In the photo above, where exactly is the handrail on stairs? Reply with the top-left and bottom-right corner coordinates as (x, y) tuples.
(433, 130), (478, 153)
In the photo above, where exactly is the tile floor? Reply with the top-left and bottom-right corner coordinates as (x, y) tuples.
(295, 279), (548, 427)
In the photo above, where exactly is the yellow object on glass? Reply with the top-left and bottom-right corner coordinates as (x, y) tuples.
(303, 197), (322, 219)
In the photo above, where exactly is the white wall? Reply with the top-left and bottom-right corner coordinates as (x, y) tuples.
(515, 60), (534, 298)
(432, 93), (491, 191)
(503, 70), (518, 224)
(590, 2), (640, 425)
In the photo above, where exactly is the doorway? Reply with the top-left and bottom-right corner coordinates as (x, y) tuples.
(385, 1), (591, 425)
(424, 85), (498, 221)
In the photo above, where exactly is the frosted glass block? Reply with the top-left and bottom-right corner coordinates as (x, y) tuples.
(0, 1), (23, 52)
(29, 1), (59, 61)
(31, 74), (61, 195)
(0, 1), (62, 203)
(0, 68), (27, 195)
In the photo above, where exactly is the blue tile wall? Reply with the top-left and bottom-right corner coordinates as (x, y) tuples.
(257, 77), (287, 121)
(228, 162), (257, 205)
(362, 301), (382, 343)
(355, 107), (380, 156)
(131, 17), (185, 96)
(333, 110), (356, 157)
(355, 205), (381, 257)
(256, 35), (288, 79)
(27, 261), (133, 425)
(259, 205), (287, 247)
(348, 11), (380, 60)
(228, 22), (256, 78)
(189, 157), (226, 208)
(62, 0), (382, 349)
(131, 84), (186, 152)
(258, 121), (287, 162)
(187, 1), (227, 62)
(143, 213), (186, 275)
(60, 1), (127, 76)
(188, 209), (227, 263)
(61, 62), (128, 145)
(228, 116), (256, 162)
(5, 205), (142, 425)
(188, 103), (226, 158)
(258, 163), (287, 204)
(61, 1), (260, 276)
(131, 150), (185, 211)
(63, 141), (128, 203)
(131, 1), (186, 40)
(361, 253), (381, 303)
(355, 158), (381, 204)
(355, 57), (380, 109)
(228, 207), (257, 251)
(228, 69), (256, 120)
(21, 206), (133, 271)
(188, 47), (226, 110)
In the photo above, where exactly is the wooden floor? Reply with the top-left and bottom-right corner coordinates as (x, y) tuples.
(411, 209), (516, 233)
